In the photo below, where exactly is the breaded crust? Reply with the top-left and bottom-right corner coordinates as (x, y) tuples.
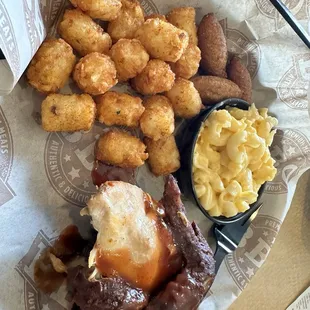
(135, 18), (189, 63)
(144, 135), (180, 176)
(73, 52), (118, 95)
(140, 95), (175, 141)
(107, 0), (144, 42)
(109, 38), (149, 82)
(69, 0), (122, 21)
(191, 76), (242, 104)
(165, 78), (202, 119)
(58, 9), (112, 56)
(27, 38), (76, 93)
(145, 14), (167, 22)
(166, 7), (198, 45)
(41, 94), (96, 132)
(131, 59), (175, 95)
(96, 91), (144, 127)
(169, 44), (201, 79)
(96, 130), (148, 168)
(198, 13), (228, 78)
(227, 56), (252, 103)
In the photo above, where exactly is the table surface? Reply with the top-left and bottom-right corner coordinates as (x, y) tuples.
(230, 170), (310, 310)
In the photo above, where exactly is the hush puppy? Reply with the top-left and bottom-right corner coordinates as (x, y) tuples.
(166, 7), (198, 45)
(165, 78), (202, 119)
(140, 95), (174, 141)
(110, 39), (149, 82)
(198, 13), (228, 78)
(41, 94), (96, 132)
(73, 52), (118, 95)
(96, 91), (144, 127)
(135, 18), (189, 62)
(107, 0), (144, 42)
(58, 9), (112, 56)
(27, 38), (76, 93)
(96, 130), (148, 168)
(191, 76), (242, 104)
(131, 59), (175, 95)
(69, 0), (122, 21)
(227, 56), (252, 103)
(144, 135), (180, 176)
(169, 43), (201, 79)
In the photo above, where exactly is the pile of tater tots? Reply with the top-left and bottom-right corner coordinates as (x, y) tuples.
(26, 0), (252, 176)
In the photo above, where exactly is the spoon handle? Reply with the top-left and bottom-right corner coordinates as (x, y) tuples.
(269, 0), (310, 49)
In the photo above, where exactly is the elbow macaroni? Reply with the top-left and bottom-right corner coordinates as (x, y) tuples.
(193, 104), (278, 218)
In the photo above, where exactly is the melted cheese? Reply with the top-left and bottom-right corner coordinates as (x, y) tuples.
(82, 181), (180, 292)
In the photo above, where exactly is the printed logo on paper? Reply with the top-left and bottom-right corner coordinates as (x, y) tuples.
(44, 121), (141, 207)
(0, 0), (20, 76)
(225, 215), (281, 291)
(44, 125), (103, 207)
(221, 19), (261, 79)
(39, 0), (64, 29)
(22, 0), (64, 56)
(0, 107), (15, 207)
(277, 53), (310, 110)
(254, 0), (309, 30)
(15, 230), (68, 310)
(266, 128), (310, 194)
(139, 0), (159, 15)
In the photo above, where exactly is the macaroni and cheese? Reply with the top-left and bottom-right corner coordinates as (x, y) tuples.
(193, 104), (278, 218)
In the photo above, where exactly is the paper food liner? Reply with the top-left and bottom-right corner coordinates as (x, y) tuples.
(0, 0), (310, 309)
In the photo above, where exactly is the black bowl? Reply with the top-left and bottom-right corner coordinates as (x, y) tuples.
(175, 98), (265, 225)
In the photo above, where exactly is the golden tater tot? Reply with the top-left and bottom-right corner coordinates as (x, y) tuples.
(41, 94), (96, 132)
(165, 78), (202, 119)
(73, 52), (118, 95)
(58, 9), (112, 56)
(145, 14), (167, 21)
(140, 96), (174, 141)
(131, 59), (175, 95)
(144, 135), (180, 176)
(96, 130), (148, 168)
(107, 0), (144, 42)
(110, 39), (149, 82)
(69, 0), (122, 21)
(26, 39), (76, 93)
(135, 18), (189, 62)
(96, 91), (144, 127)
(166, 7), (198, 45)
(169, 44), (201, 79)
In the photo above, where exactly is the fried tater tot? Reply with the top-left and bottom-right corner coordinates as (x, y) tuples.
(26, 39), (76, 93)
(131, 59), (175, 95)
(144, 135), (180, 176)
(69, 0), (122, 21)
(135, 18), (189, 62)
(166, 7), (198, 45)
(73, 52), (118, 95)
(58, 9), (112, 56)
(107, 0), (144, 42)
(145, 14), (167, 21)
(110, 39), (149, 82)
(169, 44), (201, 79)
(140, 95), (174, 141)
(96, 91), (144, 127)
(41, 94), (96, 132)
(96, 130), (148, 168)
(165, 78), (202, 119)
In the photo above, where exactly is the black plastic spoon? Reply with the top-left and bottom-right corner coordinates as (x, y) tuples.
(270, 0), (310, 49)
